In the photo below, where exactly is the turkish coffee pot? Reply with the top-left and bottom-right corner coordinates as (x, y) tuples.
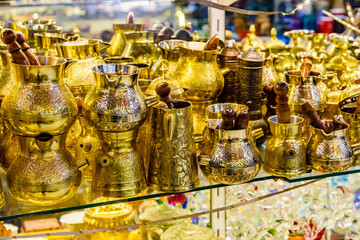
(83, 64), (157, 197)
(35, 32), (79, 50)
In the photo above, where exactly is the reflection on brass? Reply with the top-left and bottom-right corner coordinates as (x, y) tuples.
(20, 23), (62, 48)
(84, 64), (155, 197)
(1, 56), (78, 137)
(199, 119), (261, 184)
(150, 40), (186, 80)
(122, 31), (161, 66)
(307, 121), (357, 173)
(107, 23), (144, 56)
(35, 32), (79, 49)
(55, 40), (109, 97)
(264, 115), (307, 177)
(104, 56), (133, 64)
(0, 46), (14, 100)
(128, 63), (150, 80)
(146, 100), (199, 192)
(0, 124), (19, 172)
(6, 133), (82, 205)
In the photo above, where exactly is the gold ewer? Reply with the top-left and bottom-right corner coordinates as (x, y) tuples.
(1, 56), (82, 205)
(264, 115), (307, 177)
(55, 40), (110, 97)
(83, 64), (157, 197)
(170, 42), (227, 135)
(307, 120), (360, 173)
(146, 100), (199, 192)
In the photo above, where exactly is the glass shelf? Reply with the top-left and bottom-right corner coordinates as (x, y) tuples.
(1, 163), (360, 221)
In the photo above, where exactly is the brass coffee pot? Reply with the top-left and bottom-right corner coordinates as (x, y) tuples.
(35, 32), (79, 50)
(1, 56), (81, 205)
(19, 22), (62, 48)
(55, 40), (110, 97)
(122, 31), (161, 66)
(297, 52), (327, 75)
(83, 64), (157, 197)
(107, 12), (144, 56)
(150, 39), (186, 80)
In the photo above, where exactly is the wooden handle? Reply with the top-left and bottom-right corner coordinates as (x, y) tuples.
(326, 115), (347, 133)
(155, 82), (174, 109)
(234, 110), (249, 129)
(300, 55), (313, 77)
(127, 12), (134, 24)
(301, 101), (327, 132)
(1, 28), (29, 65)
(274, 81), (291, 124)
(219, 107), (236, 130)
(203, 35), (219, 50)
(15, 31), (41, 66)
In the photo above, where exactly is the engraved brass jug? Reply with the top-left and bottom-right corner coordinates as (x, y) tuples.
(150, 40), (186, 80)
(146, 100), (199, 192)
(122, 31), (161, 66)
(83, 64), (156, 197)
(106, 23), (144, 56)
(199, 119), (261, 184)
(55, 40), (110, 97)
(307, 121), (360, 173)
(264, 115), (307, 177)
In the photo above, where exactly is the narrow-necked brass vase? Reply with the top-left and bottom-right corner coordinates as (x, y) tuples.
(199, 119), (261, 184)
(1, 56), (78, 137)
(150, 40), (186, 80)
(238, 48), (268, 145)
(218, 40), (240, 103)
(170, 41), (226, 135)
(55, 40), (110, 97)
(307, 121), (358, 173)
(106, 23), (144, 56)
(83, 64), (156, 197)
(146, 100), (199, 192)
(122, 31), (161, 66)
(264, 115), (307, 177)
(0, 56), (81, 205)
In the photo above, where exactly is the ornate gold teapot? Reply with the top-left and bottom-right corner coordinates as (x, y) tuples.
(55, 40), (110, 97)
(1, 56), (81, 205)
(140, 203), (191, 240)
(150, 40), (186, 80)
(83, 64), (157, 197)
(122, 31), (161, 66)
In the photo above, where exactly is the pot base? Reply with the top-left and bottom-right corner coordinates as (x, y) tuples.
(263, 164), (307, 177)
(307, 157), (353, 173)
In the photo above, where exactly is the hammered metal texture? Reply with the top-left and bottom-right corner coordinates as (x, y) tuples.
(146, 101), (199, 192)
(238, 67), (263, 111)
(264, 115), (307, 177)
(307, 124), (354, 173)
(6, 133), (82, 205)
(92, 131), (147, 198)
(199, 120), (261, 184)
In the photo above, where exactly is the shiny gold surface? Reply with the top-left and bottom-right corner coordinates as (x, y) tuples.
(146, 76), (184, 99)
(199, 119), (261, 184)
(146, 100), (199, 192)
(297, 52), (327, 74)
(55, 40), (110, 60)
(122, 31), (161, 66)
(0, 46), (14, 100)
(6, 133), (82, 205)
(106, 23), (144, 56)
(239, 25), (264, 52)
(104, 56), (133, 64)
(1, 56), (78, 137)
(171, 41), (224, 101)
(20, 23), (62, 48)
(342, 108), (360, 165)
(35, 32), (79, 49)
(150, 40), (186, 80)
(264, 115), (307, 177)
(264, 28), (287, 53)
(307, 122), (354, 173)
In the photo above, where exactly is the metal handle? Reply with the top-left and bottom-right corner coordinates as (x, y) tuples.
(147, 228), (163, 240)
(352, 143), (360, 156)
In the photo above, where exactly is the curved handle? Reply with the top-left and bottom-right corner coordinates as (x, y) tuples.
(220, 67), (230, 76)
(147, 228), (163, 240)
(352, 143), (360, 156)
(198, 155), (211, 165)
(145, 95), (158, 107)
(162, 110), (177, 141)
(251, 128), (264, 140)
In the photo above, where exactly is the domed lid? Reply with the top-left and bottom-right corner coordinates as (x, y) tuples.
(238, 47), (265, 67)
(173, 29), (192, 41)
(219, 39), (240, 57)
(158, 26), (175, 40)
(161, 224), (214, 240)
(139, 203), (190, 224)
(264, 28), (286, 50)
(339, 84), (360, 108)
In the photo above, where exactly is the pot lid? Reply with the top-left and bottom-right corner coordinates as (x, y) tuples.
(238, 47), (264, 67)
(339, 84), (360, 108)
(219, 39), (240, 57)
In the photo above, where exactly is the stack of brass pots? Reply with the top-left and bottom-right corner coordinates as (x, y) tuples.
(55, 40), (110, 97)
(150, 39), (186, 80)
(1, 56), (81, 205)
(107, 23), (144, 56)
(83, 64), (156, 197)
(218, 39), (240, 103)
(146, 100), (199, 192)
(238, 48), (268, 145)
(171, 41), (226, 135)
(264, 115), (307, 177)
